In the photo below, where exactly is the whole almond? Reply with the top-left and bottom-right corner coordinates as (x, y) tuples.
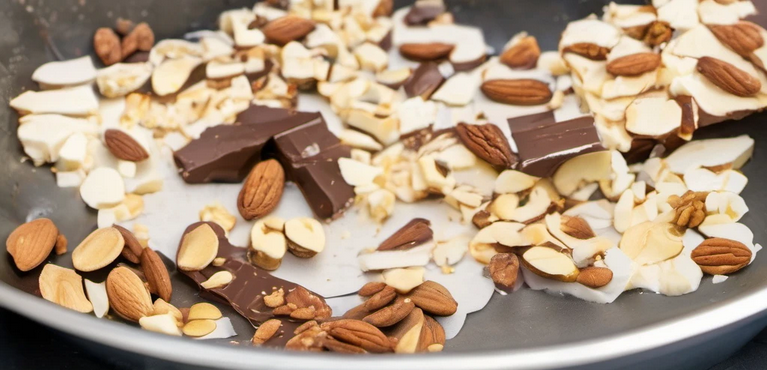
(406, 281), (457, 316)
(262, 16), (316, 46)
(6, 218), (59, 271)
(563, 42), (609, 60)
(363, 285), (397, 311)
(104, 129), (149, 162)
(363, 296), (415, 327)
(94, 28), (122, 65)
(576, 267), (613, 288)
(320, 319), (393, 353)
(500, 36), (540, 70)
(39, 264), (93, 313)
(455, 122), (517, 168)
(709, 22), (764, 57)
(237, 159), (285, 220)
(140, 248), (172, 302)
(377, 218), (433, 251)
(358, 281), (387, 297)
(106, 266), (154, 322)
(561, 216), (596, 239)
(488, 253), (519, 289)
(697, 56), (761, 97)
(72, 227), (125, 272)
(399, 42), (454, 61)
(691, 237), (752, 275)
(480, 79), (552, 105)
(113, 225), (144, 264)
(606, 53), (661, 76)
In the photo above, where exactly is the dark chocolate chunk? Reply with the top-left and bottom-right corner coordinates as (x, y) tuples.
(624, 138), (656, 165)
(508, 111), (605, 177)
(403, 62), (446, 100)
(404, 0), (446, 25)
(377, 218), (433, 251)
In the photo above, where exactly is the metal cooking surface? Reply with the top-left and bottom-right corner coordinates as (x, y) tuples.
(1, 0), (767, 360)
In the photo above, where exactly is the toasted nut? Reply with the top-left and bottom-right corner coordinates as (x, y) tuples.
(140, 248), (172, 301)
(691, 237), (752, 275)
(237, 159), (285, 220)
(576, 266), (613, 288)
(377, 218), (433, 251)
(399, 42), (454, 61)
(187, 302), (223, 321)
(406, 281), (458, 316)
(262, 16), (316, 46)
(358, 282), (387, 297)
(709, 22), (764, 57)
(183, 319), (217, 337)
(668, 191), (708, 228)
(321, 337), (367, 354)
(363, 285), (397, 311)
(285, 218), (325, 258)
(520, 245), (580, 282)
(140, 314), (182, 336)
(177, 224), (219, 271)
(363, 296), (415, 327)
(697, 56), (761, 97)
(282, 286), (332, 320)
(72, 227), (125, 272)
(104, 129), (149, 162)
(249, 218), (287, 271)
(606, 53), (661, 77)
(199, 202), (237, 233)
(488, 253), (519, 289)
(106, 266), (153, 322)
(152, 298), (183, 324)
(6, 218), (59, 271)
(644, 21), (672, 47)
(320, 319), (393, 353)
(200, 270), (234, 289)
(563, 42), (609, 60)
(387, 307), (425, 353)
(417, 315), (446, 352)
(114, 224), (144, 264)
(39, 264), (93, 313)
(480, 79), (552, 105)
(253, 319), (282, 345)
(455, 123), (517, 168)
(500, 36), (540, 70)
(263, 288), (285, 308)
(560, 216), (596, 239)
(94, 28), (122, 65)
(121, 22), (155, 58)
(54, 234), (68, 255)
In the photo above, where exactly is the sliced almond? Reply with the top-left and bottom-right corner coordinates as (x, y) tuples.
(520, 245), (579, 282)
(72, 227), (125, 272)
(153, 298), (183, 324)
(177, 223), (219, 271)
(188, 302), (223, 321)
(200, 271), (234, 289)
(84, 279), (109, 318)
(39, 264), (93, 313)
(140, 313), (183, 336)
(619, 222), (684, 265)
(183, 319), (218, 337)
(284, 217), (325, 258)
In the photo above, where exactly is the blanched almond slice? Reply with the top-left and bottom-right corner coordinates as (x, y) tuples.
(140, 314), (183, 336)
(32, 56), (97, 86)
(183, 319), (217, 337)
(72, 227), (125, 272)
(552, 151), (613, 197)
(96, 62), (153, 98)
(151, 56), (203, 96)
(494, 170), (539, 194)
(10, 85), (99, 116)
(188, 302), (223, 321)
(84, 279), (109, 318)
(177, 224), (219, 271)
(79, 167), (126, 210)
(200, 271), (234, 289)
(619, 222), (684, 265)
(39, 264), (93, 313)
(520, 246), (579, 282)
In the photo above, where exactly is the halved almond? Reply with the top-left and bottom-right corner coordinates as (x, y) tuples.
(177, 224), (219, 271)
(188, 302), (223, 321)
(39, 264), (93, 313)
(72, 227), (125, 272)
(520, 246), (579, 282)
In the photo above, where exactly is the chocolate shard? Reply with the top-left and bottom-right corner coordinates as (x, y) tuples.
(377, 218), (433, 251)
(404, 0), (446, 25)
(403, 62), (446, 100)
(508, 111), (605, 177)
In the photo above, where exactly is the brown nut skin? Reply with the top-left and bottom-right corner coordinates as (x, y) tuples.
(140, 248), (172, 302)
(576, 266), (613, 288)
(488, 253), (519, 289)
(691, 237), (752, 275)
(94, 28), (122, 65)
(237, 159), (285, 221)
(6, 218), (59, 272)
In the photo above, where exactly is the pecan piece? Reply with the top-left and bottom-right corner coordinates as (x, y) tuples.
(455, 123), (517, 168)
(321, 319), (393, 353)
(691, 238), (752, 275)
(363, 296), (415, 327)
(667, 190), (708, 228)
(406, 281), (457, 316)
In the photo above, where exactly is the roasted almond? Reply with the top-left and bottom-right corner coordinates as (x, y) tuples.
(691, 237), (752, 275)
(399, 42), (454, 61)
(140, 248), (172, 302)
(262, 16), (315, 46)
(106, 266), (154, 322)
(606, 53), (661, 77)
(560, 215), (596, 239)
(358, 281), (387, 297)
(363, 296), (415, 327)
(6, 218), (59, 271)
(237, 159), (285, 220)
(709, 22), (764, 57)
(480, 79), (552, 105)
(563, 42), (609, 60)
(104, 129), (149, 162)
(406, 281), (458, 316)
(39, 264), (93, 313)
(488, 253), (519, 289)
(500, 36), (540, 70)
(363, 285), (397, 311)
(696, 56), (761, 97)
(72, 227), (125, 272)
(576, 266), (613, 288)
(177, 223), (219, 271)
(320, 319), (393, 353)
(252, 319), (282, 345)
(113, 225), (144, 264)
(377, 218), (433, 251)
(455, 122), (517, 168)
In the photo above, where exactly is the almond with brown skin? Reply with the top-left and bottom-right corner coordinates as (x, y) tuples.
(472, 209), (493, 229)
(262, 16), (316, 46)
(696, 56), (761, 97)
(399, 42), (454, 61)
(94, 28), (122, 65)
(576, 266), (613, 288)
(252, 319), (282, 345)
(691, 237), (752, 275)
(455, 122), (517, 168)
(363, 285), (397, 311)
(6, 218), (59, 271)
(106, 266), (154, 322)
(417, 315), (446, 352)
(104, 129), (149, 162)
(140, 248), (172, 302)
(644, 21), (672, 47)
(500, 36), (540, 70)
(377, 218), (433, 251)
(358, 281), (387, 297)
(563, 42), (609, 60)
(480, 79), (552, 105)
(406, 281), (457, 316)
(237, 159), (285, 220)
(561, 216), (596, 239)
(113, 225), (144, 264)
(121, 22), (155, 58)
(709, 22), (764, 57)
(363, 296), (415, 327)
(606, 53), (661, 76)
(488, 253), (519, 289)
(320, 319), (393, 353)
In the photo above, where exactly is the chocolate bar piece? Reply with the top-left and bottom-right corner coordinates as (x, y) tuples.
(508, 111), (605, 177)
(404, 62), (445, 100)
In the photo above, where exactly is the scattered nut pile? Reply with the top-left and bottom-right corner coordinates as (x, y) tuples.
(4, 0), (767, 355)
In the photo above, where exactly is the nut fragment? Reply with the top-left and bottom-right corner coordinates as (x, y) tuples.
(274, 286), (332, 320)
(500, 36), (540, 70)
(253, 319), (282, 345)
(560, 216), (596, 239)
(563, 42), (609, 60)
(72, 227), (125, 272)
(480, 79), (552, 105)
(619, 222), (684, 265)
(358, 282), (387, 297)
(199, 202), (237, 233)
(644, 21), (672, 47)
(153, 298), (183, 323)
(691, 238), (752, 275)
(399, 43), (454, 61)
(249, 217), (287, 270)
(606, 53), (660, 77)
(140, 248), (172, 301)
(104, 129), (149, 162)
(94, 28), (122, 65)
(262, 16), (316, 46)
(520, 245), (579, 282)
(106, 266), (154, 322)
(6, 218), (59, 271)
(488, 253), (519, 289)
(177, 223), (219, 271)
(114, 224), (144, 264)
(237, 159), (285, 220)
(263, 288), (285, 308)
(39, 264), (93, 313)
(284, 218), (325, 258)
(406, 281), (458, 316)
(576, 267), (613, 288)
(121, 22), (155, 58)
(668, 191), (708, 228)
(54, 234), (68, 255)
(455, 122), (517, 168)
(139, 314), (182, 336)
(696, 57), (761, 97)
(188, 302), (223, 321)
(200, 270), (234, 289)
(183, 319), (217, 337)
